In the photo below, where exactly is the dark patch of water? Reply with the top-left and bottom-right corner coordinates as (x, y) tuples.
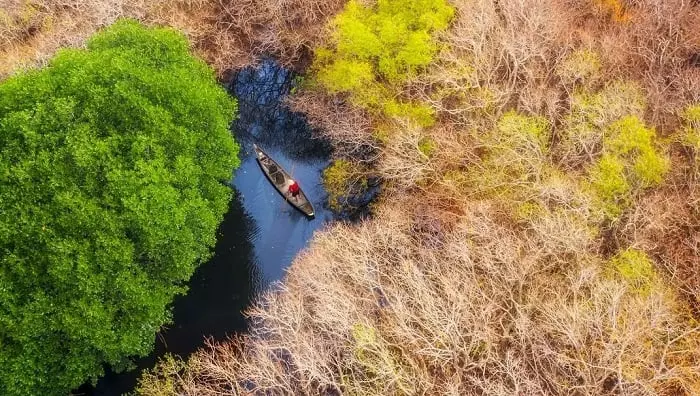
(75, 193), (259, 395)
(230, 59), (333, 283)
(75, 59), (332, 395)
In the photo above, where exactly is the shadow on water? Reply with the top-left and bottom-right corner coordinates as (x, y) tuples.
(233, 58), (333, 163)
(230, 59), (333, 283)
(76, 59), (333, 395)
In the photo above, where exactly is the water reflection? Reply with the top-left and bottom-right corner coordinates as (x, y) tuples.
(232, 59), (333, 163)
(230, 58), (333, 284)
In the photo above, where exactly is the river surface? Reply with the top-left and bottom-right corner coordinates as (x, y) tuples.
(76, 59), (332, 395)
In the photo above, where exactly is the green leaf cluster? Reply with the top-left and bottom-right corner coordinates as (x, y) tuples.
(322, 159), (367, 211)
(461, 111), (552, 201)
(0, 19), (238, 395)
(606, 249), (657, 295)
(681, 104), (700, 149)
(417, 136), (437, 158)
(569, 82), (645, 129)
(313, 0), (454, 126)
(495, 111), (550, 156)
(488, 111), (551, 183)
(561, 81), (645, 160)
(679, 104), (700, 175)
(588, 115), (668, 218)
(351, 322), (414, 394)
(557, 49), (601, 85)
(134, 353), (187, 396)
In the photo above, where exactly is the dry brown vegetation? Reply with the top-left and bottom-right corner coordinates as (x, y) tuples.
(6, 0), (698, 394)
(0, 0), (344, 77)
(145, 201), (700, 395)
(133, 0), (700, 395)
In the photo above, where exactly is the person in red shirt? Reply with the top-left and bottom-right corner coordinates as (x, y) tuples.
(287, 179), (300, 200)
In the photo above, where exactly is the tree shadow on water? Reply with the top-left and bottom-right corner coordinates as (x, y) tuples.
(229, 58), (332, 163)
(75, 190), (262, 396)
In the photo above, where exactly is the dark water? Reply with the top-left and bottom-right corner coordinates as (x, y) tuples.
(231, 60), (333, 283)
(75, 59), (332, 395)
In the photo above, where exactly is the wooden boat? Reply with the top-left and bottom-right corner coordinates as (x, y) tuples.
(253, 144), (315, 218)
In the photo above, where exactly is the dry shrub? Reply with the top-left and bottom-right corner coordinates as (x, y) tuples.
(0, 0), (149, 76)
(614, 0), (700, 132)
(628, 182), (700, 309)
(562, 0), (700, 133)
(414, 0), (573, 125)
(144, 203), (700, 395)
(618, 106), (700, 310)
(287, 89), (377, 160)
(194, 0), (346, 71)
(0, 0), (345, 78)
(0, 0), (47, 46)
(419, 0), (700, 132)
(377, 122), (439, 191)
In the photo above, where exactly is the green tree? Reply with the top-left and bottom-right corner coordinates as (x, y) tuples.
(313, 0), (454, 126)
(588, 115), (668, 219)
(0, 20), (238, 395)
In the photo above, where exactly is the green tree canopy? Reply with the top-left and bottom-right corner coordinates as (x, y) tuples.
(0, 19), (238, 395)
(313, 0), (453, 126)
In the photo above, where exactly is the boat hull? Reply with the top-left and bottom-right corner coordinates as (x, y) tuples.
(253, 144), (315, 218)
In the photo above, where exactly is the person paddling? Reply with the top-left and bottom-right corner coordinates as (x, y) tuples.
(286, 179), (300, 200)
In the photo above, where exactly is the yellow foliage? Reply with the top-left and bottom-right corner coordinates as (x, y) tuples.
(681, 104), (700, 150)
(557, 49), (601, 85)
(587, 116), (668, 219)
(351, 323), (415, 394)
(134, 354), (186, 396)
(606, 249), (657, 295)
(322, 159), (367, 211)
(312, 0), (454, 126)
(418, 136), (437, 158)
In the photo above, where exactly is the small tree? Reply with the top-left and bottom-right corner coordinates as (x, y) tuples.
(587, 115), (669, 219)
(0, 20), (238, 395)
(312, 0), (454, 126)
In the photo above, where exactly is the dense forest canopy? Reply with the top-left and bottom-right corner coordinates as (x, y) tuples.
(0, 20), (238, 395)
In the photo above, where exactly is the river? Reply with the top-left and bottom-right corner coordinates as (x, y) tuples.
(76, 59), (333, 395)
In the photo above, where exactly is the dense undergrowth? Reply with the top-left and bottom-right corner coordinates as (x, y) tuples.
(134, 0), (700, 395)
(3, 0), (700, 395)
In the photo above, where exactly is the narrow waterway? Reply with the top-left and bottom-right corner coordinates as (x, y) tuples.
(231, 59), (334, 283)
(76, 59), (332, 395)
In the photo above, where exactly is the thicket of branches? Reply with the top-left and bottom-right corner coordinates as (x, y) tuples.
(123, 0), (700, 394)
(0, 0), (345, 77)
